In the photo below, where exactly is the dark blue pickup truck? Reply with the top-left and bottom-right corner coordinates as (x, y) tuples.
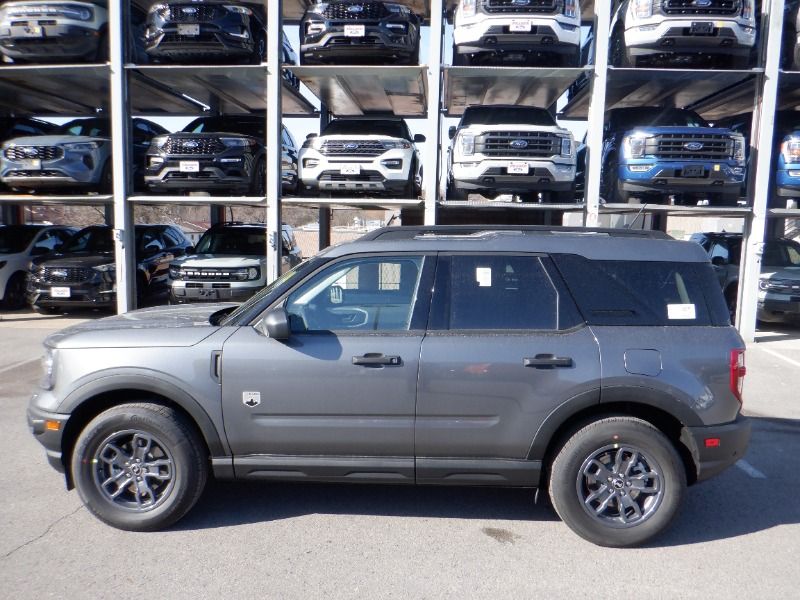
(599, 107), (746, 206)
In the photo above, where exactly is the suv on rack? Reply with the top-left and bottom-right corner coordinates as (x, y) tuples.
(1, 117), (166, 194)
(452, 0), (581, 66)
(610, 0), (757, 68)
(447, 104), (576, 202)
(0, 1), (108, 63)
(145, 117), (299, 196)
(27, 225), (749, 547)
(168, 222), (303, 304)
(27, 224), (192, 310)
(600, 107), (746, 205)
(300, 0), (421, 65)
(691, 231), (800, 323)
(298, 117), (424, 197)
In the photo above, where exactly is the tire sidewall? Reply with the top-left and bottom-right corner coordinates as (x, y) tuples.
(549, 418), (686, 547)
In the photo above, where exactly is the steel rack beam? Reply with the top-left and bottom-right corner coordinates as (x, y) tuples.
(0, 64), (109, 116)
(424, 0), (444, 223)
(266, 3), (283, 283)
(0, 194), (113, 205)
(283, 197), (424, 210)
(439, 201), (586, 211)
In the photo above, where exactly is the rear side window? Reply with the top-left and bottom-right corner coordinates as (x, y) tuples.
(552, 254), (730, 327)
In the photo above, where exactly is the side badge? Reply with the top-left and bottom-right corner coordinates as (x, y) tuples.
(242, 391), (261, 408)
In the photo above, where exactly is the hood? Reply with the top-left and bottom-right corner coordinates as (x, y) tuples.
(46, 303), (238, 350)
(173, 254), (264, 268)
(761, 266), (800, 281)
(33, 253), (114, 269)
(3, 135), (109, 147)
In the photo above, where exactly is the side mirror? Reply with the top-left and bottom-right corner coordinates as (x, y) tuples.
(413, 134), (426, 143)
(184, 245), (195, 254)
(448, 126), (457, 140)
(711, 256), (728, 266)
(261, 306), (290, 340)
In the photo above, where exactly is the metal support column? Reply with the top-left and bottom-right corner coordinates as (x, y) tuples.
(265, 3), (283, 282)
(109, 0), (134, 313)
(423, 0), (444, 225)
(737, 0), (784, 341)
(319, 103), (331, 250)
(583, 1), (612, 227)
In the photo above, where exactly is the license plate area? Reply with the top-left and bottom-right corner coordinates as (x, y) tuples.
(24, 26), (43, 37)
(179, 161), (200, 173)
(681, 165), (704, 178)
(21, 158), (41, 169)
(344, 24), (365, 37)
(198, 289), (219, 299)
(509, 19), (531, 32)
(690, 21), (714, 35)
(340, 165), (360, 175)
(507, 162), (529, 175)
(50, 287), (71, 298)
(177, 24), (200, 36)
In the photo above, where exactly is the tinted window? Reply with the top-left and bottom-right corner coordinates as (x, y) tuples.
(553, 255), (729, 326)
(184, 117), (264, 137)
(62, 227), (113, 253)
(322, 120), (410, 139)
(461, 107), (556, 127)
(0, 225), (40, 253)
(138, 229), (164, 252)
(762, 241), (800, 267)
(60, 118), (110, 137)
(285, 256), (425, 332)
(32, 230), (60, 253)
(609, 108), (708, 130)
(195, 228), (266, 256)
(431, 255), (573, 331)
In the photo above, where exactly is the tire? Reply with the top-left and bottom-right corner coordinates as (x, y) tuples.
(452, 46), (470, 66)
(94, 31), (109, 63)
(2, 272), (28, 310)
(251, 158), (266, 196)
(601, 156), (627, 203)
(250, 34), (266, 65)
(562, 48), (581, 68)
(610, 30), (632, 67)
(100, 161), (112, 193)
(71, 402), (208, 531)
(549, 416), (686, 548)
(401, 160), (416, 198)
(446, 178), (467, 200)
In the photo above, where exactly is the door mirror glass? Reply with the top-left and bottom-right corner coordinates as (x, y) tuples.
(413, 134), (426, 143)
(262, 306), (290, 340)
(448, 126), (457, 140)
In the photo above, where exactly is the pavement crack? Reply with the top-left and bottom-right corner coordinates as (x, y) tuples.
(2, 505), (84, 560)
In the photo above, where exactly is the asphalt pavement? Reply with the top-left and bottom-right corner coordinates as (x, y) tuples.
(1, 309), (798, 599)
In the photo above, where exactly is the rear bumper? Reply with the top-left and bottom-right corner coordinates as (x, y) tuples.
(624, 18), (755, 56)
(619, 160), (745, 194)
(682, 415), (750, 483)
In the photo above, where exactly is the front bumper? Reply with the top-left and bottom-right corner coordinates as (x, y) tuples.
(0, 22), (102, 60)
(170, 282), (261, 303)
(1, 150), (106, 189)
(454, 14), (580, 55)
(757, 292), (800, 323)
(28, 399), (69, 474)
(301, 20), (418, 63)
(452, 158), (575, 193)
(145, 12), (256, 59)
(776, 168), (800, 196)
(682, 415), (750, 483)
(27, 276), (115, 308)
(145, 154), (255, 193)
(618, 160), (745, 194)
(624, 17), (756, 57)
(299, 147), (413, 195)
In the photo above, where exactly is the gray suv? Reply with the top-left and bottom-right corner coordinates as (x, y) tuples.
(27, 226), (750, 547)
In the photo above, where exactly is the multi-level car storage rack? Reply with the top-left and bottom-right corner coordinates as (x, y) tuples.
(0, 0), (796, 342)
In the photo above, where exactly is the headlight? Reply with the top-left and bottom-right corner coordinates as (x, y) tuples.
(781, 137), (800, 163)
(561, 136), (573, 157)
(385, 3), (409, 13)
(247, 267), (260, 280)
(224, 5), (252, 15)
(461, 0), (477, 18)
(220, 137), (249, 147)
(149, 3), (168, 14)
(302, 137), (322, 150)
(63, 141), (100, 152)
(93, 263), (115, 273)
(733, 136), (746, 161)
(150, 136), (168, 148)
(307, 3), (329, 14)
(623, 134), (648, 159)
(382, 140), (412, 150)
(169, 266), (182, 280)
(62, 5), (93, 21)
(40, 347), (56, 391)
(459, 133), (475, 156)
(632, 0), (653, 19)
(563, 0), (577, 18)
(306, 21), (326, 35)
(759, 278), (794, 292)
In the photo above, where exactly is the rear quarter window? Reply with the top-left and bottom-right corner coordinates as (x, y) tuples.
(552, 254), (730, 327)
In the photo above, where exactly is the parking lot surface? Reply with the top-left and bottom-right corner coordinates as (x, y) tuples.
(1, 309), (798, 598)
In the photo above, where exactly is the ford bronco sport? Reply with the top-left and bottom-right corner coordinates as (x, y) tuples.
(28, 225), (750, 547)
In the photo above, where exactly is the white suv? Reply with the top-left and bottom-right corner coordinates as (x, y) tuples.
(299, 118), (424, 198)
(453, 0), (581, 66)
(447, 105), (576, 202)
(168, 223), (302, 304)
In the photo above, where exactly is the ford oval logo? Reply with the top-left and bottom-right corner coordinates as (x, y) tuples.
(344, 143), (359, 150)
(693, 0), (712, 7)
(512, 0), (530, 5)
(347, 5), (363, 13)
(182, 7), (198, 13)
(684, 142), (704, 151)
(183, 141), (199, 149)
(24, 147), (39, 157)
(510, 139), (528, 149)
(51, 269), (68, 278)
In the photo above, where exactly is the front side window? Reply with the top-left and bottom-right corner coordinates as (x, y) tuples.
(285, 256), (425, 332)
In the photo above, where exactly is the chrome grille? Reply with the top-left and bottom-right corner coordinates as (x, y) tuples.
(4, 146), (63, 161)
(476, 131), (561, 157)
(662, 0), (740, 16)
(320, 140), (387, 156)
(164, 5), (220, 21)
(323, 2), (388, 20)
(41, 267), (92, 284)
(646, 134), (733, 159)
(482, 0), (559, 14)
(161, 137), (226, 155)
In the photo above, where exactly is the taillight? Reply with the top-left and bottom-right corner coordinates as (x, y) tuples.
(729, 348), (746, 404)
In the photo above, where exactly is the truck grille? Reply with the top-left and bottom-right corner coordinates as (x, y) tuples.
(482, 0), (558, 14)
(4, 146), (63, 161)
(323, 2), (388, 20)
(662, 0), (740, 16)
(320, 140), (387, 156)
(180, 268), (249, 281)
(647, 134), (733, 159)
(162, 5), (221, 21)
(160, 138), (226, 155)
(476, 131), (561, 158)
(41, 267), (92, 284)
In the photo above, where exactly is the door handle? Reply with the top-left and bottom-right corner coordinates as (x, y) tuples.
(524, 354), (573, 369)
(352, 353), (402, 367)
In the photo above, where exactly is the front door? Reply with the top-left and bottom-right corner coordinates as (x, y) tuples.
(221, 253), (434, 482)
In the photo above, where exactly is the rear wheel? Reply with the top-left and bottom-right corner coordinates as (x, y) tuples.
(549, 416), (686, 547)
(251, 158), (266, 196)
(2, 272), (28, 309)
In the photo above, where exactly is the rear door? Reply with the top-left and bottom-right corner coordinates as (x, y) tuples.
(415, 253), (601, 485)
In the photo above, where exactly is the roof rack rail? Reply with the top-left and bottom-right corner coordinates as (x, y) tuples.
(360, 225), (671, 241)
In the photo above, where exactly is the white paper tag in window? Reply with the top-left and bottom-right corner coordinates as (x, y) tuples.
(476, 267), (492, 287)
(667, 303), (696, 320)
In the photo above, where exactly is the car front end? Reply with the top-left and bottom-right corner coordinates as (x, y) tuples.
(27, 256), (116, 308)
(776, 132), (800, 200)
(169, 255), (266, 303)
(757, 265), (800, 323)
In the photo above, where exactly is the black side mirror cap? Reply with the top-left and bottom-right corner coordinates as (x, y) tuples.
(414, 134), (426, 143)
(711, 256), (728, 266)
(448, 126), (457, 140)
(262, 306), (290, 340)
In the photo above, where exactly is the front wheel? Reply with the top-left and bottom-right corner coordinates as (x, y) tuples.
(2, 272), (28, 309)
(548, 416), (686, 547)
(71, 402), (208, 531)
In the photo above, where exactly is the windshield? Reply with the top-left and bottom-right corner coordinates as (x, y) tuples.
(59, 118), (110, 137)
(195, 228), (266, 256)
(184, 117), (264, 137)
(61, 227), (113, 254)
(461, 107), (557, 127)
(0, 225), (39, 254)
(762, 241), (800, 268)
(613, 108), (709, 129)
(219, 255), (325, 326)
(322, 120), (410, 139)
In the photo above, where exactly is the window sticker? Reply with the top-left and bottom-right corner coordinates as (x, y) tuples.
(476, 267), (492, 287)
(667, 303), (696, 320)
